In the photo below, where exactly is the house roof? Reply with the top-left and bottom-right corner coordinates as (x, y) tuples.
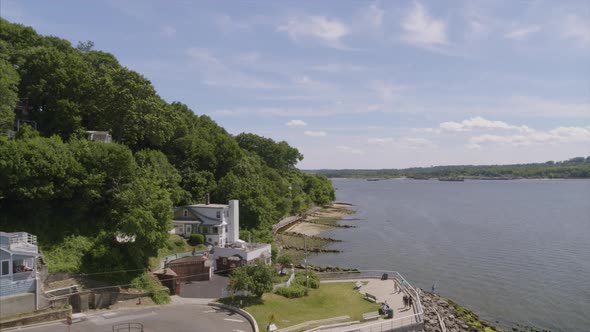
(189, 204), (228, 209)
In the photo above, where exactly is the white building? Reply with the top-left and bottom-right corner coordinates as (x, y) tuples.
(170, 200), (271, 270)
(171, 200), (240, 248)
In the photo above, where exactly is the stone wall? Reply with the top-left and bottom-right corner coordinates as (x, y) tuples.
(0, 292), (35, 317)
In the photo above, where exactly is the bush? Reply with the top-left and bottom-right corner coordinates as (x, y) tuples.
(293, 271), (320, 289)
(43, 235), (95, 272)
(275, 284), (307, 298)
(130, 273), (170, 304)
(188, 234), (204, 246)
(173, 237), (186, 247)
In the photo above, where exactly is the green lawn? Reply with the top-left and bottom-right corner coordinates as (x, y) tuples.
(241, 282), (380, 331)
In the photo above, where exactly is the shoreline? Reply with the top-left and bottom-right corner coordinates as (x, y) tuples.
(283, 203), (354, 237)
(328, 177), (590, 181)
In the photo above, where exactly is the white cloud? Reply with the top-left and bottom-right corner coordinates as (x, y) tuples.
(372, 81), (403, 103)
(336, 145), (364, 155)
(160, 25), (176, 37)
(286, 120), (307, 127)
(400, 137), (435, 148)
(505, 25), (541, 40)
(185, 47), (279, 89)
(439, 117), (533, 133)
(562, 14), (590, 47)
(304, 130), (327, 137)
(213, 14), (250, 32)
(361, 4), (384, 28)
(277, 15), (350, 46)
(368, 137), (394, 145)
(401, 2), (448, 46)
(467, 126), (590, 148)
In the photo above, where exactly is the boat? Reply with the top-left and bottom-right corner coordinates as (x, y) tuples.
(438, 177), (464, 181)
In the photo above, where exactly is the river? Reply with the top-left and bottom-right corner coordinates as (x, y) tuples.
(307, 179), (590, 332)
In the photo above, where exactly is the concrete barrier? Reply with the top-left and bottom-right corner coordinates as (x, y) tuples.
(0, 306), (71, 329)
(208, 302), (259, 332)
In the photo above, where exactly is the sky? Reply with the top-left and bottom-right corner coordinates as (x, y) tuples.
(1, 0), (589, 169)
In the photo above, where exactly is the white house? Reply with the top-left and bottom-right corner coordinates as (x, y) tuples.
(170, 200), (271, 271)
(171, 200), (240, 248)
(0, 232), (42, 317)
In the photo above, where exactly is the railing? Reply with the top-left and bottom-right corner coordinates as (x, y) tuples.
(159, 251), (207, 269)
(12, 270), (34, 281)
(8, 232), (37, 245)
(317, 270), (424, 331)
(338, 315), (423, 332)
(112, 323), (144, 332)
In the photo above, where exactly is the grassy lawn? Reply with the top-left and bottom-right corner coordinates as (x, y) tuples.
(241, 282), (380, 331)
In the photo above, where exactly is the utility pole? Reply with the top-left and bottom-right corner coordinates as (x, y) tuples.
(304, 236), (308, 290)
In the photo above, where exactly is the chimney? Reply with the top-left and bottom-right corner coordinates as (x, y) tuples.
(206, 193), (210, 205)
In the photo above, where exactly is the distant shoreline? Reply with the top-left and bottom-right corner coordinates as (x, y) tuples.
(328, 177), (590, 181)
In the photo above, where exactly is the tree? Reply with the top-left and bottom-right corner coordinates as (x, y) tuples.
(76, 40), (94, 53)
(0, 57), (19, 131)
(277, 254), (293, 275)
(229, 264), (275, 298)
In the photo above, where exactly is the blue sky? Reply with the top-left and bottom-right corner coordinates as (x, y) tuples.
(2, 0), (589, 169)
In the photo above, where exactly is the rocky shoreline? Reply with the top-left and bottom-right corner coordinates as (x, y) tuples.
(420, 290), (499, 332)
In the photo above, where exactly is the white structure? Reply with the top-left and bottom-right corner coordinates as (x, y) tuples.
(0, 232), (41, 317)
(171, 200), (239, 248)
(170, 200), (271, 270)
(86, 131), (112, 143)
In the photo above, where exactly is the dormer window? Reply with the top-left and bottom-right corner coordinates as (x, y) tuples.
(183, 209), (188, 217)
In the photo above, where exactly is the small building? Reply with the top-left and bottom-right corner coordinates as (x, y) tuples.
(0, 232), (42, 317)
(86, 130), (112, 143)
(166, 255), (212, 282)
(215, 254), (246, 274)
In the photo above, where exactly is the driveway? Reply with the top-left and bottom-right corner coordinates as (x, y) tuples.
(180, 273), (230, 299)
(10, 303), (253, 332)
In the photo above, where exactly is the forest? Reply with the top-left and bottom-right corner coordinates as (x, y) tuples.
(311, 156), (590, 179)
(0, 18), (334, 278)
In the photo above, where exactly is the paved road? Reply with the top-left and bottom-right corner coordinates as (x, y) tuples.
(10, 304), (253, 332)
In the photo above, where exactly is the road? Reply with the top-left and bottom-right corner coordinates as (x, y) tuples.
(9, 304), (253, 332)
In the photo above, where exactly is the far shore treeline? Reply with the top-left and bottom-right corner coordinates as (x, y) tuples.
(0, 18), (334, 280)
(309, 156), (590, 179)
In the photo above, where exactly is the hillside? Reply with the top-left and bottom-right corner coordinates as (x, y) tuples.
(0, 18), (334, 280)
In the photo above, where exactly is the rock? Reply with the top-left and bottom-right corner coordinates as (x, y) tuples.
(448, 314), (455, 321)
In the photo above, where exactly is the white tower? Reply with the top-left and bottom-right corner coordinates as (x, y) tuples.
(228, 200), (240, 244)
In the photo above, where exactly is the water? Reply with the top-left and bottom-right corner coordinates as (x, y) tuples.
(308, 179), (590, 332)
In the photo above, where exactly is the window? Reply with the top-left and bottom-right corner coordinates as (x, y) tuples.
(213, 227), (218, 233)
(183, 209), (188, 217)
(223, 258), (227, 265)
(216, 211), (221, 219)
(225, 226), (228, 232)
(1, 260), (9, 276)
(208, 238), (212, 242)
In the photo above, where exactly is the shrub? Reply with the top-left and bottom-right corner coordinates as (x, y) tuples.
(173, 238), (186, 247)
(275, 284), (307, 298)
(188, 234), (204, 246)
(130, 273), (170, 304)
(293, 271), (320, 289)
